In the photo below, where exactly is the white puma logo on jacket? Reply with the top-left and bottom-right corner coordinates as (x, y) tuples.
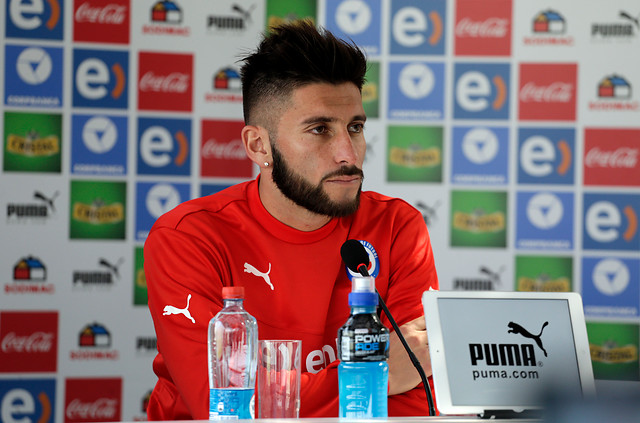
(163, 294), (196, 323)
(244, 262), (273, 290)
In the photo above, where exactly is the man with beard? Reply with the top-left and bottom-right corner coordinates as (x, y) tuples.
(144, 20), (439, 420)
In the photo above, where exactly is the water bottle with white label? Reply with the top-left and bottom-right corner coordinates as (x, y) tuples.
(208, 286), (258, 420)
(337, 276), (389, 418)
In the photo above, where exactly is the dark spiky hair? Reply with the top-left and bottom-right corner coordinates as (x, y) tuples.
(239, 19), (367, 127)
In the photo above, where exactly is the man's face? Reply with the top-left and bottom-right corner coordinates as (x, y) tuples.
(268, 82), (367, 217)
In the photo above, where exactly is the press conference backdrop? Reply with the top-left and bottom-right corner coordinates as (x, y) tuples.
(1, 0), (639, 421)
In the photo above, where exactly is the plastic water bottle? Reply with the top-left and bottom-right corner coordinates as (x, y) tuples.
(208, 286), (258, 420)
(338, 276), (389, 418)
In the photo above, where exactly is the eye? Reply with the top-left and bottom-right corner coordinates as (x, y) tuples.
(348, 123), (364, 134)
(310, 125), (328, 135)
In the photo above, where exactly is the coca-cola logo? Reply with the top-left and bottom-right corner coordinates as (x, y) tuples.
(520, 82), (573, 103)
(139, 72), (190, 93)
(75, 2), (127, 24)
(66, 398), (118, 420)
(201, 139), (247, 160)
(456, 17), (508, 38)
(1, 331), (54, 353)
(585, 147), (638, 168)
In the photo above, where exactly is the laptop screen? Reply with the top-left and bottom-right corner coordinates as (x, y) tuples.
(422, 291), (596, 416)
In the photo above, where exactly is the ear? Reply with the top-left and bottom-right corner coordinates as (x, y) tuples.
(241, 125), (271, 169)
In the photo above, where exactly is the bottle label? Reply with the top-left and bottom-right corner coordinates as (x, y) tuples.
(209, 388), (254, 420)
(340, 330), (389, 362)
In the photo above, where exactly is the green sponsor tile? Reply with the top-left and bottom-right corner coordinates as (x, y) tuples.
(450, 190), (507, 247)
(4, 111), (62, 173)
(387, 125), (443, 182)
(70, 180), (127, 240)
(515, 255), (573, 292)
(587, 322), (639, 381)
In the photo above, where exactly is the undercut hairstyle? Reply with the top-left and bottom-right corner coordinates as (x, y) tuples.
(239, 19), (367, 128)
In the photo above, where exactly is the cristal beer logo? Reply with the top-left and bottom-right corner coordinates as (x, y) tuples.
(519, 64), (576, 121)
(6, 129), (60, 157)
(454, 0), (511, 56)
(0, 311), (58, 372)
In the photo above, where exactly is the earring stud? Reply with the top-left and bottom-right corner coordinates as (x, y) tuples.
(264, 162), (269, 167)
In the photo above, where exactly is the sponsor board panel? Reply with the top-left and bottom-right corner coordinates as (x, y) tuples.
(450, 190), (507, 248)
(69, 180), (127, 240)
(387, 125), (443, 182)
(515, 255), (572, 292)
(582, 257), (640, 319)
(587, 322), (640, 381)
(0, 378), (56, 423)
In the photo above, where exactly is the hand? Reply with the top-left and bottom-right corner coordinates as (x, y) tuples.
(387, 315), (432, 396)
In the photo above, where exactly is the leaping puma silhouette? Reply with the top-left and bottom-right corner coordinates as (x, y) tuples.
(163, 294), (196, 324)
(508, 321), (548, 357)
(244, 262), (273, 290)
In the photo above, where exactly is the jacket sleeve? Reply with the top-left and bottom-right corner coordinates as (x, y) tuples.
(145, 225), (224, 420)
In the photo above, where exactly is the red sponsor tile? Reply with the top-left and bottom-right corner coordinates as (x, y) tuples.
(201, 120), (253, 178)
(454, 0), (512, 56)
(65, 378), (122, 423)
(0, 311), (58, 373)
(584, 128), (640, 186)
(519, 63), (577, 121)
(73, 0), (130, 44)
(138, 52), (193, 112)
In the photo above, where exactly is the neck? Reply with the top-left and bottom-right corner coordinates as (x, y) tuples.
(258, 171), (332, 232)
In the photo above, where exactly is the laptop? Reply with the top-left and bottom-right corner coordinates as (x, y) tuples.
(422, 290), (596, 417)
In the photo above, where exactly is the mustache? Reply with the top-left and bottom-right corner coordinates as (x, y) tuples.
(322, 166), (364, 181)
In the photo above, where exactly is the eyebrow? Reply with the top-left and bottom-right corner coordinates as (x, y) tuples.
(301, 115), (367, 125)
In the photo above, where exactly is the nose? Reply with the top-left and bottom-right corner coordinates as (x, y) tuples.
(332, 128), (362, 165)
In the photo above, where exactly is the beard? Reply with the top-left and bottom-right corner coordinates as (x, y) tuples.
(270, 142), (363, 218)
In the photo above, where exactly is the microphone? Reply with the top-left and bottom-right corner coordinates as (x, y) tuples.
(340, 239), (436, 417)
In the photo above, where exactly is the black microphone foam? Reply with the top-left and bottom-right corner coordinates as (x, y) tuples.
(340, 239), (370, 275)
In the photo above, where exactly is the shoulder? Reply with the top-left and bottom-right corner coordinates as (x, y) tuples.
(151, 181), (251, 232)
(359, 190), (422, 219)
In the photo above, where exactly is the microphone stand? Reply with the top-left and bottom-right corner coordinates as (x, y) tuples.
(357, 266), (436, 417)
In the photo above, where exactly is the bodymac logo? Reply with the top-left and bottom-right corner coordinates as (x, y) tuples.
(589, 74), (639, 111)
(135, 182), (190, 242)
(519, 64), (577, 121)
(453, 63), (510, 120)
(5, 0), (64, 40)
(205, 67), (242, 104)
(7, 190), (58, 222)
(524, 10), (574, 46)
(71, 114), (127, 176)
(143, 0), (190, 36)
(389, 0), (445, 55)
(74, 0), (129, 44)
(454, 0), (511, 56)
(0, 311), (58, 372)
(0, 379), (55, 423)
(138, 52), (193, 112)
(584, 128), (639, 187)
(516, 191), (574, 251)
(582, 257), (640, 319)
(73, 49), (128, 109)
(451, 126), (509, 185)
(583, 193), (640, 251)
(7, 256), (55, 294)
(517, 128), (574, 185)
(388, 62), (444, 120)
(4, 45), (63, 108)
(591, 11), (639, 40)
(137, 118), (191, 176)
(325, 0), (381, 55)
(71, 323), (119, 361)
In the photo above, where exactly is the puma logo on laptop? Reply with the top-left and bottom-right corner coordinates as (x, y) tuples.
(163, 294), (196, 323)
(508, 321), (548, 357)
(244, 262), (273, 290)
